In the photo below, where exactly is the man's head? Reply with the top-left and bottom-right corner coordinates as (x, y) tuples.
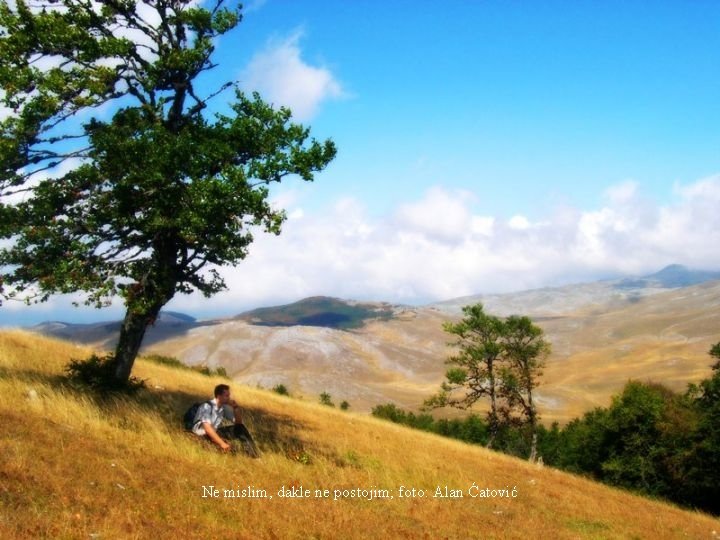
(214, 384), (231, 405)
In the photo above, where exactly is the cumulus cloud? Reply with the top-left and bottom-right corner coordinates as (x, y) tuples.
(7, 175), (720, 323)
(239, 30), (344, 121)
(165, 175), (720, 316)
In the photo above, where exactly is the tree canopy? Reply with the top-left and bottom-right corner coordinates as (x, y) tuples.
(0, 0), (336, 384)
(426, 303), (549, 455)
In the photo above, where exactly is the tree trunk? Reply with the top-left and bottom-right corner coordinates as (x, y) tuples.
(486, 356), (497, 449)
(527, 384), (538, 462)
(528, 432), (538, 463)
(486, 429), (496, 450)
(112, 239), (179, 384)
(112, 302), (163, 383)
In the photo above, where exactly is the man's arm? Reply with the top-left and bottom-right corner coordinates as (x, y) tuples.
(202, 421), (230, 451)
(229, 400), (243, 424)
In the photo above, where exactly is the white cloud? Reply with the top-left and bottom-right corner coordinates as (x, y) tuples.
(7, 176), (720, 323)
(508, 215), (531, 230)
(471, 216), (494, 236)
(165, 176), (720, 315)
(394, 186), (473, 243)
(239, 30), (344, 121)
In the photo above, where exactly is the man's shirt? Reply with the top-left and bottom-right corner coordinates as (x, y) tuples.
(191, 398), (235, 436)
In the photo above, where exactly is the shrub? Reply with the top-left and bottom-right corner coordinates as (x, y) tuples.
(142, 354), (185, 368)
(273, 384), (290, 396)
(65, 354), (145, 393)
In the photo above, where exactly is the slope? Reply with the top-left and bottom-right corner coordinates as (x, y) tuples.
(134, 282), (720, 423)
(1, 330), (718, 539)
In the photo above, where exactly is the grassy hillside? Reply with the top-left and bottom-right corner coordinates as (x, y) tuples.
(1, 331), (718, 539)
(237, 296), (395, 329)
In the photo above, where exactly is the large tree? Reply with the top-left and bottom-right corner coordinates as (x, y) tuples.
(0, 0), (336, 384)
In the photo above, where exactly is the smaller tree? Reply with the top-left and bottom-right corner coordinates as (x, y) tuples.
(426, 303), (548, 456)
(500, 315), (549, 461)
(425, 304), (505, 448)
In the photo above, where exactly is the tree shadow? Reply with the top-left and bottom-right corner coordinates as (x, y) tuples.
(3, 363), (336, 464)
(145, 388), (320, 461)
(0, 364), (69, 389)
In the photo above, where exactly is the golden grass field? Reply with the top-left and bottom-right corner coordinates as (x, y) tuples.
(1, 330), (719, 539)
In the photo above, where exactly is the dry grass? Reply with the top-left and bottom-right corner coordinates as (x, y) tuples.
(1, 330), (718, 539)
(125, 283), (720, 425)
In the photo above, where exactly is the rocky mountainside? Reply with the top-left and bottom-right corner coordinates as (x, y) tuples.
(30, 265), (720, 422)
(431, 264), (720, 317)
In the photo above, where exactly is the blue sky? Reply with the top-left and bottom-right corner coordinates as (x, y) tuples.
(231, 0), (720, 216)
(2, 0), (720, 325)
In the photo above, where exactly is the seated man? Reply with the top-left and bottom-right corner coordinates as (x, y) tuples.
(191, 383), (259, 458)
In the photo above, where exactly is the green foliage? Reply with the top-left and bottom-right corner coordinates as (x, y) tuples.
(383, 342), (720, 515)
(319, 392), (334, 407)
(273, 384), (290, 396)
(339, 400), (350, 410)
(0, 0), (336, 385)
(710, 341), (720, 369)
(142, 354), (186, 369)
(240, 296), (394, 330)
(679, 346), (720, 513)
(550, 363), (720, 515)
(191, 365), (227, 377)
(65, 354), (145, 393)
(141, 354), (227, 377)
(427, 303), (548, 453)
(372, 403), (489, 445)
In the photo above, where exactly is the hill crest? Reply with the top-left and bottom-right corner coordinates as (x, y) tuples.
(235, 295), (397, 330)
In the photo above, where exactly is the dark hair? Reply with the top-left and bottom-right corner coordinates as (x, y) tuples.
(214, 383), (230, 397)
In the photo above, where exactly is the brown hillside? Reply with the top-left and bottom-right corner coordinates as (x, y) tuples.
(1, 330), (718, 539)
(132, 282), (720, 423)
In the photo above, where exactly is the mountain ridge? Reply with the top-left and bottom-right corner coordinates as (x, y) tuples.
(25, 266), (720, 423)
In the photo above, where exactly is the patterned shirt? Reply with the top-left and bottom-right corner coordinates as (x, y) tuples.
(191, 398), (235, 436)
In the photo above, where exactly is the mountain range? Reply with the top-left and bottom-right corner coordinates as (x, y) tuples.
(31, 265), (720, 423)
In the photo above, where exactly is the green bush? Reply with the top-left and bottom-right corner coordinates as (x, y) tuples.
(141, 354), (228, 378)
(142, 354), (185, 368)
(273, 384), (290, 396)
(65, 354), (145, 393)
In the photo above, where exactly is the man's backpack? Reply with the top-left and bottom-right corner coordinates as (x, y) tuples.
(183, 400), (212, 431)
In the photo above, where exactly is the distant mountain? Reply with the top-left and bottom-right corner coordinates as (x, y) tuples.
(25, 266), (720, 422)
(432, 264), (720, 317)
(142, 280), (720, 422)
(236, 296), (396, 330)
(640, 264), (720, 288)
(32, 310), (198, 347)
